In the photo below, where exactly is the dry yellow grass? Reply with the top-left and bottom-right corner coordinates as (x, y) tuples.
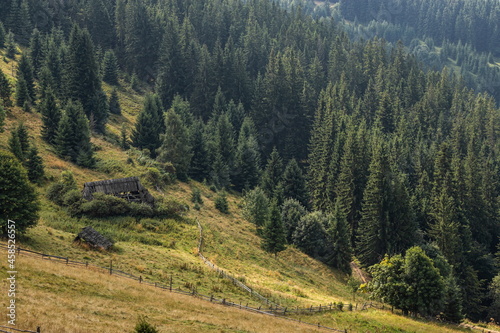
(2, 254), (327, 333)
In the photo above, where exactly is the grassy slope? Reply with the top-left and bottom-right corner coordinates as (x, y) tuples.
(0, 48), (479, 332)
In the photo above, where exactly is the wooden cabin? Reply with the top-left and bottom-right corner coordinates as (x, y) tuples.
(82, 176), (155, 205)
(74, 226), (113, 250)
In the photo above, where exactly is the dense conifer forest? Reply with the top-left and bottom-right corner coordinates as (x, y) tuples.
(2, 0), (500, 323)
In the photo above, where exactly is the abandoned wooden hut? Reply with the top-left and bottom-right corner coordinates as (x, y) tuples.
(74, 226), (113, 250)
(82, 176), (155, 205)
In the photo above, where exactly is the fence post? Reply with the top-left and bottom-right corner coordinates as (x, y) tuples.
(110, 260), (112, 275)
(139, 276), (142, 284)
(210, 295), (213, 302)
(37, 327), (41, 333)
(66, 258), (69, 265)
(170, 275), (172, 291)
(86, 262), (88, 268)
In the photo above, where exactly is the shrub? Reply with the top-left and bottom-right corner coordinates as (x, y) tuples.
(80, 193), (130, 217)
(134, 315), (158, 333)
(129, 202), (154, 217)
(46, 183), (68, 205)
(191, 187), (203, 205)
(155, 199), (188, 216)
(214, 192), (229, 214)
(62, 189), (84, 216)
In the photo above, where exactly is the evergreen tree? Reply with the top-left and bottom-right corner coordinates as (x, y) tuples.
(326, 200), (353, 273)
(5, 30), (16, 58)
(0, 68), (12, 106)
(157, 107), (192, 180)
(15, 75), (30, 107)
(55, 101), (95, 167)
(234, 117), (261, 191)
(17, 0), (31, 45)
(0, 104), (5, 133)
(262, 200), (287, 257)
(131, 94), (163, 158)
(120, 124), (129, 150)
(8, 122), (29, 161)
(108, 89), (121, 115)
(188, 118), (210, 181)
(40, 88), (61, 144)
(25, 145), (44, 184)
(102, 50), (119, 85)
(281, 158), (308, 207)
(29, 29), (43, 77)
(16, 53), (35, 102)
(293, 211), (330, 259)
(8, 129), (23, 161)
(0, 21), (5, 47)
(261, 147), (284, 199)
(0, 150), (39, 234)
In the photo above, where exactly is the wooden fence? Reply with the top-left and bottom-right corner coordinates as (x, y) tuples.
(0, 242), (347, 332)
(0, 325), (39, 333)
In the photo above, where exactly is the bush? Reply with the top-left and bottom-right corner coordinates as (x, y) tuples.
(215, 192), (229, 214)
(134, 315), (158, 333)
(46, 183), (68, 205)
(191, 187), (203, 205)
(62, 189), (84, 216)
(80, 193), (130, 217)
(129, 202), (154, 217)
(155, 199), (188, 216)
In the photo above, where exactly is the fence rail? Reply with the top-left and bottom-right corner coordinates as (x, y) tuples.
(0, 325), (39, 333)
(0, 242), (347, 332)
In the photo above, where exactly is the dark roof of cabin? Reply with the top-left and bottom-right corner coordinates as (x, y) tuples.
(75, 226), (113, 250)
(83, 176), (144, 194)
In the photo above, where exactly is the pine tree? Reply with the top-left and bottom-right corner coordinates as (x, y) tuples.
(16, 53), (35, 102)
(261, 147), (284, 199)
(243, 187), (270, 232)
(15, 75), (30, 107)
(18, 0), (31, 45)
(0, 150), (39, 234)
(25, 145), (44, 184)
(131, 94), (164, 158)
(120, 124), (129, 150)
(157, 108), (192, 180)
(29, 29), (43, 77)
(108, 89), (121, 115)
(262, 200), (286, 257)
(0, 104), (5, 132)
(234, 117), (261, 191)
(102, 50), (119, 85)
(281, 158), (308, 207)
(8, 129), (23, 161)
(5, 30), (16, 58)
(0, 21), (5, 47)
(325, 200), (353, 273)
(40, 88), (61, 144)
(188, 118), (210, 181)
(357, 141), (390, 267)
(0, 68), (12, 106)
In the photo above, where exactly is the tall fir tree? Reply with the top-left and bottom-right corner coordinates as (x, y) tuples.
(131, 94), (164, 158)
(39, 88), (61, 144)
(25, 145), (44, 184)
(281, 158), (308, 207)
(262, 200), (287, 257)
(260, 147), (284, 199)
(0, 67), (12, 106)
(102, 50), (119, 85)
(16, 53), (35, 102)
(234, 117), (261, 191)
(108, 89), (121, 115)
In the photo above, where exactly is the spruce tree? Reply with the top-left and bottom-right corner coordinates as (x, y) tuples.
(0, 68), (12, 106)
(8, 129), (23, 161)
(188, 118), (210, 181)
(234, 117), (261, 191)
(157, 108), (192, 180)
(0, 150), (39, 234)
(29, 29), (43, 78)
(102, 50), (119, 85)
(262, 200), (286, 257)
(5, 30), (16, 59)
(325, 200), (353, 273)
(261, 147), (284, 199)
(40, 88), (61, 144)
(18, 0), (31, 45)
(16, 53), (35, 102)
(281, 158), (308, 207)
(243, 187), (270, 233)
(15, 75), (30, 107)
(0, 104), (5, 132)
(108, 89), (121, 115)
(25, 145), (44, 184)
(281, 198), (307, 243)
(131, 94), (164, 158)
(0, 21), (5, 47)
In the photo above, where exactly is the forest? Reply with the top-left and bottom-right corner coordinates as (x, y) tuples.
(1, 0), (500, 324)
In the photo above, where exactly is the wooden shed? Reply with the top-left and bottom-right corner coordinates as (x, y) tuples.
(82, 176), (155, 205)
(74, 226), (113, 250)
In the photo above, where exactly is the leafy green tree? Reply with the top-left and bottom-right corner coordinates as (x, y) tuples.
(157, 107), (192, 180)
(243, 187), (270, 232)
(40, 88), (61, 144)
(281, 198), (307, 243)
(262, 200), (286, 257)
(25, 145), (44, 184)
(102, 50), (119, 85)
(293, 211), (330, 259)
(0, 150), (39, 234)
